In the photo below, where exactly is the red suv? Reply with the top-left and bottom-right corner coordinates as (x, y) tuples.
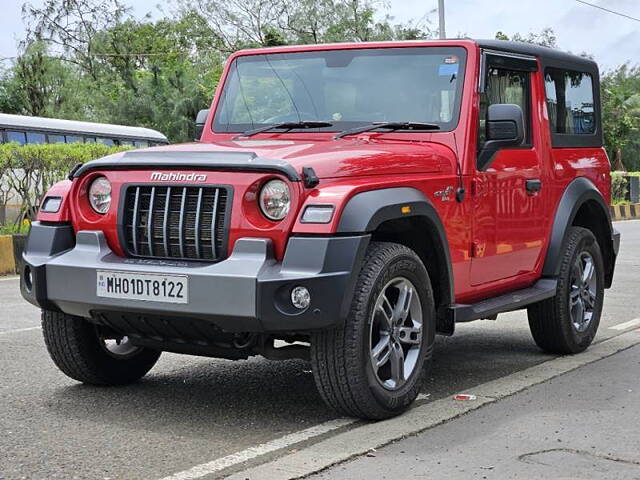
(21, 39), (620, 420)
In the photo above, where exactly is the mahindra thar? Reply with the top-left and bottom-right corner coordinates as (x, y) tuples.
(21, 39), (620, 420)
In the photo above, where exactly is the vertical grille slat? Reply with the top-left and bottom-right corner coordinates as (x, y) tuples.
(178, 187), (187, 258)
(194, 188), (203, 258)
(122, 185), (228, 262)
(163, 187), (171, 257)
(211, 189), (219, 259)
(131, 187), (140, 255)
(147, 187), (156, 257)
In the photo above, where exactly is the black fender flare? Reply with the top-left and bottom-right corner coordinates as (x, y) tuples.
(337, 187), (454, 309)
(542, 177), (615, 282)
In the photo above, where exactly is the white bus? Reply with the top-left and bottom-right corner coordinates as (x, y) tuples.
(0, 113), (168, 147)
(0, 114), (168, 224)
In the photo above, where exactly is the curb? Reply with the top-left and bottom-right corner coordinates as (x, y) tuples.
(0, 235), (16, 275)
(611, 203), (640, 221)
(0, 234), (26, 275)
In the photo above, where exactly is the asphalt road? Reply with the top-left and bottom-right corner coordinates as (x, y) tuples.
(1, 220), (639, 479)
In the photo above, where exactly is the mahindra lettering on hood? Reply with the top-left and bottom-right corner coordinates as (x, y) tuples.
(150, 172), (208, 182)
(21, 39), (619, 420)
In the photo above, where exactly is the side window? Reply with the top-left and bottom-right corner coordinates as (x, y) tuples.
(26, 132), (46, 144)
(7, 130), (27, 145)
(84, 137), (96, 143)
(65, 135), (82, 143)
(479, 68), (531, 147)
(97, 137), (114, 146)
(545, 68), (595, 135)
(47, 134), (66, 143)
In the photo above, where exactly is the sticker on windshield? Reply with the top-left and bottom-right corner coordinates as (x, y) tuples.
(438, 63), (459, 76)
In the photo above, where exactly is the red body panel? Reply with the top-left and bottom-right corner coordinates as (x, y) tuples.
(43, 40), (611, 306)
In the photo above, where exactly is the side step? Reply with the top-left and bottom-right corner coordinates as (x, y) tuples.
(449, 278), (558, 324)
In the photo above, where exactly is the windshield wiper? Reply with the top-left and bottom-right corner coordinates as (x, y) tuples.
(333, 121), (440, 139)
(234, 121), (333, 139)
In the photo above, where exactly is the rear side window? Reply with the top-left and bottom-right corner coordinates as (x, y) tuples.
(544, 68), (595, 135)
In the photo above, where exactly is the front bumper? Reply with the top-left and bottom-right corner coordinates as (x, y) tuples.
(21, 222), (369, 333)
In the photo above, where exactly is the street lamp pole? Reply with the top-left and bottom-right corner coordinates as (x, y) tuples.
(438, 0), (446, 39)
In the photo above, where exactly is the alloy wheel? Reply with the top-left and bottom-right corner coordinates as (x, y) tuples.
(369, 277), (423, 390)
(569, 251), (598, 333)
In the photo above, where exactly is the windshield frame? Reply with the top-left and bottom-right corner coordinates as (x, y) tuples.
(211, 46), (468, 135)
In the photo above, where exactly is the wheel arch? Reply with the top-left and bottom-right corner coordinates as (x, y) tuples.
(337, 187), (454, 324)
(543, 177), (616, 288)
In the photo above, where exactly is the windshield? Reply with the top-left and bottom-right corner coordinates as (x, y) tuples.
(214, 47), (467, 134)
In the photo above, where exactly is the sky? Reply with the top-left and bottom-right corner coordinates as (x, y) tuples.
(1, 0), (639, 71)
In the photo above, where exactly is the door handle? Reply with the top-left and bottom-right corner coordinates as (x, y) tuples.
(526, 179), (542, 194)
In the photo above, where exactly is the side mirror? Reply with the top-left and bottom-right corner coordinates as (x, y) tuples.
(477, 104), (525, 171)
(195, 109), (209, 141)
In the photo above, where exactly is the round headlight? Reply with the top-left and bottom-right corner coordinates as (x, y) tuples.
(88, 176), (112, 214)
(259, 179), (290, 221)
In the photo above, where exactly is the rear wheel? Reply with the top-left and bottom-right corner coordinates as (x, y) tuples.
(311, 242), (435, 420)
(42, 310), (161, 385)
(528, 227), (604, 354)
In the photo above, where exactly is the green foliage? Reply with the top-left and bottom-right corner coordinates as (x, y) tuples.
(0, 142), (130, 222)
(494, 28), (557, 48)
(0, 222), (31, 235)
(611, 171), (628, 204)
(601, 65), (640, 171)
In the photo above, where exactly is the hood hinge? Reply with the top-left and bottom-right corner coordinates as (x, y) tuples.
(302, 166), (319, 188)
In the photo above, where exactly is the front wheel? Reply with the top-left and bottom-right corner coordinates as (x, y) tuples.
(42, 310), (161, 385)
(311, 242), (435, 420)
(528, 227), (604, 354)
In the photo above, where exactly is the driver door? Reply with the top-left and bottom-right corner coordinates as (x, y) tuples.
(470, 54), (546, 286)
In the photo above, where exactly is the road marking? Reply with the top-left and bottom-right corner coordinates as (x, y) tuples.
(158, 418), (357, 480)
(224, 330), (640, 480)
(0, 326), (41, 335)
(609, 318), (640, 331)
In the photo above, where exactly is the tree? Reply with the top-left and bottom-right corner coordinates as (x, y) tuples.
(601, 65), (640, 171)
(495, 27), (557, 48)
(22, 0), (131, 78)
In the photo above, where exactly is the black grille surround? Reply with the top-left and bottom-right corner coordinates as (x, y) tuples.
(119, 184), (232, 262)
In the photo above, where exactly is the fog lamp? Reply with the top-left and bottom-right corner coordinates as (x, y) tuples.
(291, 286), (311, 310)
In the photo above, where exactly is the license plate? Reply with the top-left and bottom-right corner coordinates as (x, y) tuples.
(96, 270), (188, 304)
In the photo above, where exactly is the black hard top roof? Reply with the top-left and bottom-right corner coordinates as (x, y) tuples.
(476, 39), (599, 74)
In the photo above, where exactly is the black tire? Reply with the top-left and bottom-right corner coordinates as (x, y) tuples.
(528, 227), (604, 354)
(311, 241), (435, 420)
(41, 310), (161, 385)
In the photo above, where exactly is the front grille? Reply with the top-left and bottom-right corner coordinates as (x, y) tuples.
(122, 185), (229, 261)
